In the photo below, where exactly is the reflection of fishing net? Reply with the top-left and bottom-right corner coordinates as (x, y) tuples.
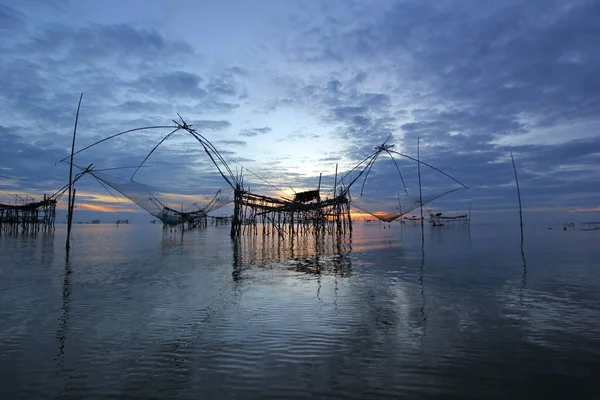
(342, 149), (467, 223)
(88, 170), (233, 225)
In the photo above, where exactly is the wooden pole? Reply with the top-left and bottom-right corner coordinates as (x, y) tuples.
(468, 202), (472, 225)
(510, 151), (524, 247)
(333, 163), (340, 232)
(417, 137), (424, 249)
(69, 188), (76, 235)
(333, 163), (338, 199)
(317, 172), (322, 232)
(66, 93), (83, 254)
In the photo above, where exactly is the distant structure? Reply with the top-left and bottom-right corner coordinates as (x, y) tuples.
(403, 215), (424, 226)
(0, 194), (57, 234)
(428, 212), (470, 227)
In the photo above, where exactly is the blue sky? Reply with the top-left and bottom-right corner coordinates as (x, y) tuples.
(1, 0), (599, 223)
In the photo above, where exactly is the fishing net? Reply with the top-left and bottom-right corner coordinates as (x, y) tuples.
(351, 188), (464, 222)
(341, 150), (466, 222)
(87, 170), (233, 225)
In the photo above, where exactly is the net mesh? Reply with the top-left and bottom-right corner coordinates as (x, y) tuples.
(88, 170), (233, 225)
(351, 188), (463, 222)
(343, 151), (466, 222)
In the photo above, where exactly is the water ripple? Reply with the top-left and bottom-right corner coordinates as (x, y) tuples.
(0, 224), (599, 398)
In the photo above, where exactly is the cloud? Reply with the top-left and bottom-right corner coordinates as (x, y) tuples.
(118, 100), (174, 114)
(239, 127), (272, 137)
(133, 71), (206, 98)
(260, 0), (600, 217)
(1, 0), (600, 220)
(192, 101), (240, 113)
(0, 4), (25, 32)
(215, 140), (247, 147)
(207, 77), (237, 96)
(193, 120), (232, 131)
(299, 0), (600, 131)
(27, 23), (193, 65)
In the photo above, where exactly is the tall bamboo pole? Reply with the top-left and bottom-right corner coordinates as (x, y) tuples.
(510, 151), (524, 248)
(468, 202), (472, 226)
(66, 93), (83, 254)
(331, 163), (336, 232)
(417, 137), (424, 249)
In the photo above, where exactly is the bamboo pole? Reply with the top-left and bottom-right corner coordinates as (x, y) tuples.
(333, 163), (340, 232)
(468, 202), (472, 226)
(66, 93), (83, 254)
(510, 151), (524, 248)
(417, 137), (424, 249)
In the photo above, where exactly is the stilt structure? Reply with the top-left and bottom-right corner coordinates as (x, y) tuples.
(0, 194), (57, 234)
(229, 184), (352, 238)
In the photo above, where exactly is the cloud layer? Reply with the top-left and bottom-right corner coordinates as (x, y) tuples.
(1, 0), (599, 222)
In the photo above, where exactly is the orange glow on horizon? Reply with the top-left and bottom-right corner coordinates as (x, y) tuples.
(75, 203), (141, 213)
(569, 206), (600, 213)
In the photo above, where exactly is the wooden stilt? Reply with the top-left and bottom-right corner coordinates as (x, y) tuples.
(66, 93), (83, 254)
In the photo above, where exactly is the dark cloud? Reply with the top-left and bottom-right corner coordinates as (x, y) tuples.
(295, 0), (600, 129)
(215, 140), (247, 147)
(317, 155), (338, 161)
(118, 100), (174, 114)
(207, 78), (237, 96)
(512, 136), (600, 167)
(0, 4), (25, 32)
(26, 23), (193, 65)
(332, 106), (367, 119)
(0, 20), (203, 131)
(192, 101), (240, 113)
(133, 71), (206, 98)
(194, 120), (232, 131)
(239, 127), (272, 137)
(268, 0), (600, 216)
(0, 125), (71, 195)
(327, 78), (342, 93)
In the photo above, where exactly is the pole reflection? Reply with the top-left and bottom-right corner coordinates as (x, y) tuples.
(55, 254), (72, 392)
(231, 230), (353, 280)
(419, 250), (428, 346)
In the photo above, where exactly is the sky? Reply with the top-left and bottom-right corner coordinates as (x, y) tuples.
(1, 0), (600, 224)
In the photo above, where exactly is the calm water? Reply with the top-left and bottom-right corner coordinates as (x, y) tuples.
(1, 222), (599, 399)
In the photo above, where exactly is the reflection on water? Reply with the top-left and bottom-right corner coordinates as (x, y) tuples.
(419, 251), (427, 345)
(55, 258), (71, 371)
(0, 223), (599, 399)
(232, 231), (353, 279)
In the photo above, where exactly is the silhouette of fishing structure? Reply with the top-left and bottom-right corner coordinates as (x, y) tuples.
(81, 167), (232, 231)
(60, 115), (468, 239)
(345, 139), (468, 223)
(0, 194), (57, 234)
(428, 211), (470, 227)
(0, 169), (95, 235)
(0, 164), (98, 235)
(227, 137), (468, 238)
(51, 99), (233, 236)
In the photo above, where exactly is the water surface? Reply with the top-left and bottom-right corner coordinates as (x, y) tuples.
(1, 223), (599, 399)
